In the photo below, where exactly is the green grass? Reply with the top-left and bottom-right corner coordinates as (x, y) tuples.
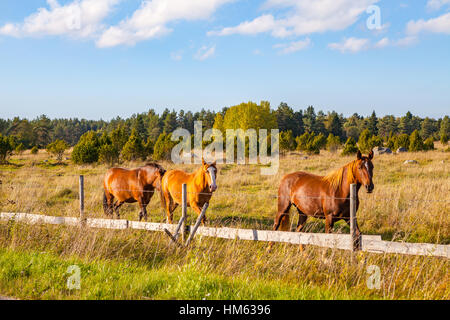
(0, 247), (359, 300)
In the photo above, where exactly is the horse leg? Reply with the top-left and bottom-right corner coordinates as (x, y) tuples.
(325, 214), (335, 233)
(138, 196), (150, 222)
(113, 201), (124, 219)
(191, 203), (206, 225)
(103, 191), (114, 217)
(295, 210), (308, 252)
(267, 202), (292, 252)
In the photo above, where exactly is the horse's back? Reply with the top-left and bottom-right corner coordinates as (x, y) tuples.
(162, 169), (191, 186)
(104, 168), (139, 197)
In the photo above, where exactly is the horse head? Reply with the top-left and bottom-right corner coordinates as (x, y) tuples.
(202, 158), (218, 193)
(355, 150), (374, 193)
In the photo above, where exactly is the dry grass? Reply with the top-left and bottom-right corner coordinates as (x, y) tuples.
(0, 147), (449, 299)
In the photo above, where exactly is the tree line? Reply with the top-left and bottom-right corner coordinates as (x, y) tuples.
(0, 102), (448, 164)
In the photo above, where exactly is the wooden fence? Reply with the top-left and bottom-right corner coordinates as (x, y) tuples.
(0, 211), (448, 258)
(0, 177), (448, 259)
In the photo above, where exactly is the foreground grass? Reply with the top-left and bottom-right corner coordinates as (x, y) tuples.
(0, 222), (448, 300)
(0, 248), (354, 300)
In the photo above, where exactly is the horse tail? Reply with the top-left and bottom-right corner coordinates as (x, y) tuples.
(103, 191), (109, 215)
(159, 181), (167, 211)
(273, 175), (293, 231)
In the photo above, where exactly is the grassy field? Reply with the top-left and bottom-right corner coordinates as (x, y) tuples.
(0, 146), (449, 299)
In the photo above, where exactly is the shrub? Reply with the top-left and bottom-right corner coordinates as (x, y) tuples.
(99, 144), (120, 166)
(409, 130), (424, 152)
(358, 129), (372, 153)
(46, 140), (69, 162)
(153, 133), (177, 160)
(15, 143), (26, 155)
(341, 137), (358, 156)
(386, 132), (396, 150)
(280, 130), (296, 152)
(0, 134), (14, 164)
(31, 146), (39, 155)
(326, 133), (341, 153)
(368, 135), (384, 150)
(295, 132), (321, 154)
(121, 129), (146, 161)
(312, 133), (327, 150)
(423, 137), (435, 151)
(394, 134), (410, 150)
(440, 133), (448, 146)
(72, 131), (100, 164)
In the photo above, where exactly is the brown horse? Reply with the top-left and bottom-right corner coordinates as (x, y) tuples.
(272, 150), (374, 245)
(103, 163), (166, 221)
(160, 159), (217, 224)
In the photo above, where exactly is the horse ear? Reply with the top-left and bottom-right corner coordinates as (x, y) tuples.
(368, 150), (374, 160)
(212, 161), (216, 167)
(202, 158), (206, 166)
(356, 150), (362, 160)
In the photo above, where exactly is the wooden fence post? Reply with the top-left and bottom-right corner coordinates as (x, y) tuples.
(181, 183), (188, 242)
(350, 183), (360, 251)
(79, 175), (86, 227)
(185, 203), (209, 247)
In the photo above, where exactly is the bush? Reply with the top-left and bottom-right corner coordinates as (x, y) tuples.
(409, 130), (424, 152)
(395, 134), (410, 150)
(423, 137), (435, 151)
(326, 133), (341, 153)
(72, 131), (100, 164)
(31, 146), (39, 155)
(121, 129), (146, 161)
(280, 130), (296, 152)
(440, 133), (448, 146)
(386, 132), (396, 150)
(368, 135), (384, 149)
(15, 143), (26, 155)
(341, 137), (358, 156)
(153, 133), (177, 160)
(99, 144), (120, 166)
(0, 134), (14, 164)
(358, 129), (372, 153)
(46, 140), (69, 162)
(295, 132), (325, 154)
(313, 133), (327, 150)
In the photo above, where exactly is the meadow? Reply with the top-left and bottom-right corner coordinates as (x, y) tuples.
(0, 146), (448, 299)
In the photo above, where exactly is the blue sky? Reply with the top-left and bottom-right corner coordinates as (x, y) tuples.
(0, 0), (449, 120)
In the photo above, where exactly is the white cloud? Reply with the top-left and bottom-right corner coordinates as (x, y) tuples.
(406, 12), (450, 35)
(194, 45), (216, 60)
(374, 37), (389, 48)
(426, 0), (450, 11)
(0, 0), (119, 38)
(97, 0), (233, 48)
(328, 37), (370, 53)
(273, 38), (311, 54)
(394, 36), (418, 47)
(208, 0), (379, 38)
(170, 50), (183, 61)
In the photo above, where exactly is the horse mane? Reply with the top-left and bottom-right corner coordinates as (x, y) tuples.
(143, 162), (166, 176)
(322, 160), (359, 191)
(144, 162), (163, 169)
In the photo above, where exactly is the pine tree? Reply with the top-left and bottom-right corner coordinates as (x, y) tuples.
(341, 137), (358, 156)
(121, 129), (146, 161)
(326, 133), (341, 153)
(358, 129), (372, 153)
(367, 111), (378, 136)
(409, 130), (424, 152)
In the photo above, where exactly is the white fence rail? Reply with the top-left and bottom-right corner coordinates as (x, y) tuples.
(1, 212), (448, 259)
